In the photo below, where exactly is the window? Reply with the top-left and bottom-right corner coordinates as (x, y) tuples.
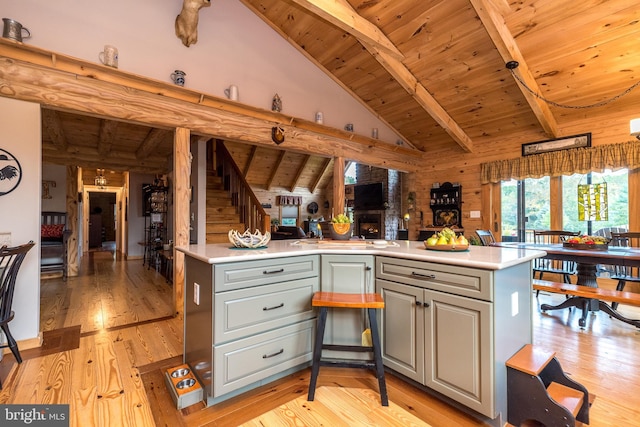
(280, 217), (297, 226)
(501, 176), (550, 241)
(562, 169), (628, 235)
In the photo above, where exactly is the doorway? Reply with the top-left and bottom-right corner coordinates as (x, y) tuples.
(88, 191), (117, 250)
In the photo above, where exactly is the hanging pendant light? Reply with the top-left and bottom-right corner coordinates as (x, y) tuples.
(95, 169), (107, 188)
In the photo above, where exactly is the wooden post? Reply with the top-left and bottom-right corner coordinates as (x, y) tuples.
(630, 168), (639, 231)
(550, 176), (563, 230)
(333, 157), (345, 217)
(66, 165), (79, 277)
(174, 127), (191, 315)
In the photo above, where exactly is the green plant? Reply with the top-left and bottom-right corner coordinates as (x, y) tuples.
(469, 235), (481, 246)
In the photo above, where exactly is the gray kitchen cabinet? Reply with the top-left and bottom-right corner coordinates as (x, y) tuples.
(377, 279), (424, 382)
(376, 255), (531, 422)
(320, 254), (374, 359)
(184, 254), (320, 404)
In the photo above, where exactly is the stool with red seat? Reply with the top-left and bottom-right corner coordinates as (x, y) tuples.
(307, 291), (388, 406)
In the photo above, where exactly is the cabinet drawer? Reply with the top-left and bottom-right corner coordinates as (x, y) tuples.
(376, 256), (493, 301)
(214, 277), (318, 343)
(214, 255), (319, 292)
(213, 319), (314, 397)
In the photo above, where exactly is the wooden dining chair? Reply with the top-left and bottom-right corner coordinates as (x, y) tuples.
(0, 241), (35, 375)
(609, 232), (640, 309)
(533, 230), (580, 284)
(475, 230), (496, 246)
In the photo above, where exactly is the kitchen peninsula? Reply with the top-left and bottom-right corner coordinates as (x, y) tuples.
(178, 240), (544, 425)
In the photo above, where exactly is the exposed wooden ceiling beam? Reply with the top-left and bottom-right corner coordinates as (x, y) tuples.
(267, 150), (287, 191)
(136, 128), (169, 159)
(291, 154), (312, 192)
(372, 49), (473, 153)
(312, 158), (332, 194)
(289, 0), (404, 61)
(244, 145), (257, 177)
(238, 0), (417, 151)
(98, 119), (118, 155)
(43, 145), (169, 173)
(41, 108), (68, 151)
(0, 42), (422, 172)
(289, 0), (472, 153)
(470, 0), (559, 138)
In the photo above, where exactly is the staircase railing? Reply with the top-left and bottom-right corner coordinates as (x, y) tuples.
(214, 140), (270, 233)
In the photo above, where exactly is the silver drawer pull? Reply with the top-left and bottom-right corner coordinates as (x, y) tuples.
(262, 349), (284, 359)
(263, 268), (285, 275)
(411, 272), (436, 280)
(263, 303), (284, 311)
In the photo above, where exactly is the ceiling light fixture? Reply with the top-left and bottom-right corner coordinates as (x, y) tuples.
(631, 118), (640, 140)
(505, 61), (640, 109)
(95, 169), (107, 188)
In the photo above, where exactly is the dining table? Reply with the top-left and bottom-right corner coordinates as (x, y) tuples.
(493, 242), (640, 328)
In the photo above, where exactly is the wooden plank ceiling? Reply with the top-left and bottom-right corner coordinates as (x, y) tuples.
(42, 0), (640, 188)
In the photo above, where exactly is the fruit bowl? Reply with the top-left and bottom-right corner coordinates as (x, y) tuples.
(424, 242), (469, 252)
(562, 242), (608, 250)
(228, 229), (271, 248)
(563, 235), (608, 250)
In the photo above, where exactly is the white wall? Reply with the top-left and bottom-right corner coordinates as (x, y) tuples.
(41, 164), (67, 212)
(2, 0), (399, 142)
(0, 97), (41, 342)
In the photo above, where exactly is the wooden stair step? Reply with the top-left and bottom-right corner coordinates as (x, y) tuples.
(207, 207), (237, 215)
(506, 344), (555, 376)
(547, 381), (584, 418)
(206, 223), (245, 233)
(207, 216), (241, 223)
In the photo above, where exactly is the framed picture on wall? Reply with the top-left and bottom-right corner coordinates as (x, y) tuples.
(522, 133), (591, 156)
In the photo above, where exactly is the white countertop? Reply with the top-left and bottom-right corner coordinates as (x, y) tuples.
(177, 240), (545, 270)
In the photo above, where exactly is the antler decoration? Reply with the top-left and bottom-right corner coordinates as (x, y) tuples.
(175, 0), (211, 47)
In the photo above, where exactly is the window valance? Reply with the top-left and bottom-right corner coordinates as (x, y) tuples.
(480, 140), (640, 184)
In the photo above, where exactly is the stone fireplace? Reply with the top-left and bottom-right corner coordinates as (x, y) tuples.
(355, 213), (382, 239)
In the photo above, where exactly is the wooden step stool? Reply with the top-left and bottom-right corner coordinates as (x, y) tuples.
(506, 344), (591, 426)
(307, 291), (388, 406)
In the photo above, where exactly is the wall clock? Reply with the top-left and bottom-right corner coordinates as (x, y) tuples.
(307, 202), (319, 214)
(0, 148), (22, 196)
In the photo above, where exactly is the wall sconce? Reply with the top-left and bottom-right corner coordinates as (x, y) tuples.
(630, 118), (640, 140)
(403, 213), (410, 229)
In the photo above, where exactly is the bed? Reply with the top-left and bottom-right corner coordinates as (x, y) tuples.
(41, 211), (71, 279)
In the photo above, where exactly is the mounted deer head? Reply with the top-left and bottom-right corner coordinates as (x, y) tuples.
(175, 0), (211, 47)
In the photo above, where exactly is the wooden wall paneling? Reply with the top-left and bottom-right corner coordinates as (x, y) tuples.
(174, 127), (190, 315)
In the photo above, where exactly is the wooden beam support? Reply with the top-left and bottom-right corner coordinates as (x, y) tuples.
(98, 119), (118, 155)
(43, 146), (170, 173)
(41, 108), (68, 151)
(136, 128), (169, 160)
(239, 0), (415, 149)
(289, 0), (404, 61)
(291, 155), (312, 192)
(66, 165), (79, 277)
(267, 150), (286, 191)
(173, 127), (191, 315)
(312, 158), (331, 194)
(373, 49), (473, 153)
(243, 145), (257, 177)
(0, 42), (422, 172)
(333, 156), (345, 217)
(470, 0), (559, 138)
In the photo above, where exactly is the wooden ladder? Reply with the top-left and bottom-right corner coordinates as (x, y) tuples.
(505, 344), (592, 426)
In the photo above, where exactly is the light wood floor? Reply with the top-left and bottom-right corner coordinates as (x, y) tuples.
(1, 250), (639, 426)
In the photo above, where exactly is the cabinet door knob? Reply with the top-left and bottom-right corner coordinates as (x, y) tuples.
(365, 266), (372, 271)
(416, 301), (422, 307)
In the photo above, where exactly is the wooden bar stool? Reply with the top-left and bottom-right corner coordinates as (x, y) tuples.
(307, 291), (388, 406)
